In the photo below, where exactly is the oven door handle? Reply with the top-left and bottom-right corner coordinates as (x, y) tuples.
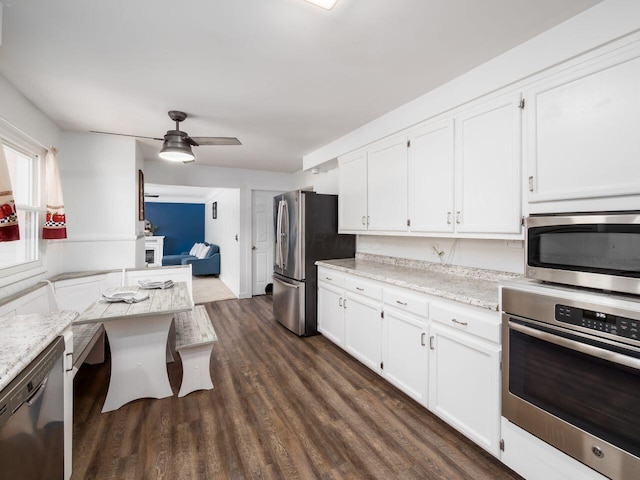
(509, 320), (640, 371)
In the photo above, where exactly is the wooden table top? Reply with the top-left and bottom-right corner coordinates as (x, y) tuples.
(74, 282), (192, 325)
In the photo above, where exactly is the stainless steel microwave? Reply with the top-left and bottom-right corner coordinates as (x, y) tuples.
(525, 211), (640, 295)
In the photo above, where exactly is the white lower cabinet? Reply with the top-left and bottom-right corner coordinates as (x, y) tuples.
(382, 306), (429, 406)
(428, 321), (501, 456)
(344, 291), (383, 374)
(317, 281), (346, 347)
(316, 268), (501, 458)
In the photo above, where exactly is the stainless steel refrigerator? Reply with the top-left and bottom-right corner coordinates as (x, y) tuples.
(273, 190), (355, 336)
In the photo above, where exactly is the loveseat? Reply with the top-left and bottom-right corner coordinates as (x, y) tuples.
(162, 242), (220, 276)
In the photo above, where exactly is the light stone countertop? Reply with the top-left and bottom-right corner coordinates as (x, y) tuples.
(0, 310), (78, 391)
(316, 253), (521, 311)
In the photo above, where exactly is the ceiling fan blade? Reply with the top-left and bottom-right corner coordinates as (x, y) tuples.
(90, 131), (163, 141)
(189, 136), (242, 146)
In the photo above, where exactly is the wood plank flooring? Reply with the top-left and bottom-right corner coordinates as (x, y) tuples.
(72, 295), (521, 480)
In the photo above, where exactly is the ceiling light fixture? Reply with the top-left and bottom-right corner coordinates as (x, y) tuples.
(159, 131), (195, 162)
(310, 167), (320, 174)
(305, 0), (339, 10)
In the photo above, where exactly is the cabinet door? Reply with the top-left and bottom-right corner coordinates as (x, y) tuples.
(526, 45), (640, 203)
(428, 323), (501, 456)
(408, 120), (455, 233)
(344, 292), (382, 374)
(317, 282), (345, 347)
(455, 93), (522, 234)
(367, 135), (408, 232)
(338, 150), (368, 232)
(383, 307), (428, 406)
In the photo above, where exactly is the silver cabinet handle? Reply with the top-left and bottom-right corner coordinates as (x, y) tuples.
(456, 211), (461, 224)
(356, 287), (364, 291)
(343, 298), (347, 309)
(339, 297), (343, 307)
(447, 212), (451, 225)
(362, 216), (366, 225)
(325, 277), (332, 281)
(396, 300), (408, 306)
(274, 277), (299, 289)
(452, 318), (468, 326)
(429, 336), (435, 350)
(421, 332), (426, 346)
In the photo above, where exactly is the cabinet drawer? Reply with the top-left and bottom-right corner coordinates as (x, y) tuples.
(430, 303), (500, 343)
(317, 268), (345, 288)
(345, 276), (383, 301)
(383, 288), (429, 319)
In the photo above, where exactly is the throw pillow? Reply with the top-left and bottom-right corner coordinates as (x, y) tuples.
(189, 243), (200, 256)
(197, 245), (211, 259)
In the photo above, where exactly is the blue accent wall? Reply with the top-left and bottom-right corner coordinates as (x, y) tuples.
(145, 202), (204, 255)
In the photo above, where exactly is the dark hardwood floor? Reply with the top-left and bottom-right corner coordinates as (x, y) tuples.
(72, 295), (520, 480)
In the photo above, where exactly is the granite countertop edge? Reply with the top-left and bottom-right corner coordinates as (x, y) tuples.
(0, 310), (78, 391)
(316, 256), (521, 311)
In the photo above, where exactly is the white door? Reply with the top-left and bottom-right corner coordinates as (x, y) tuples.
(408, 120), (454, 233)
(428, 323), (501, 456)
(317, 282), (345, 347)
(455, 92), (522, 234)
(383, 307), (428, 406)
(338, 150), (368, 232)
(367, 134), (408, 232)
(252, 190), (281, 296)
(344, 292), (382, 374)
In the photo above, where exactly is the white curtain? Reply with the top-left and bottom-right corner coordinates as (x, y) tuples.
(42, 147), (67, 239)
(0, 142), (20, 242)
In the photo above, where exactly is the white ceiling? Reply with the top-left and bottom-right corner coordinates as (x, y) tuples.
(0, 0), (602, 172)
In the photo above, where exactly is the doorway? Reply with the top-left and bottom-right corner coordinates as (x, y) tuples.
(251, 190), (282, 296)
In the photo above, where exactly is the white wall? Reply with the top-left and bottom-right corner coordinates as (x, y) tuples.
(57, 132), (140, 271)
(292, 167), (339, 195)
(358, 236), (525, 274)
(205, 189), (241, 296)
(144, 160), (294, 298)
(0, 74), (62, 295)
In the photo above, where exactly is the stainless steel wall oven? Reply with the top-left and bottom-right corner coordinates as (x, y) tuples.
(502, 286), (640, 479)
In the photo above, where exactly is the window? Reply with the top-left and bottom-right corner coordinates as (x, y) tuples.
(0, 143), (42, 271)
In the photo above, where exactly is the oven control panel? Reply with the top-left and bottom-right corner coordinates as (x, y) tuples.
(556, 305), (639, 340)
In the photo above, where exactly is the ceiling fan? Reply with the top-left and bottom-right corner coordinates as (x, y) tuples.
(91, 110), (241, 163)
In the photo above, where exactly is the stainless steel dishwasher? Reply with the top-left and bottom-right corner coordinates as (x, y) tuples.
(0, 336), (65, 480)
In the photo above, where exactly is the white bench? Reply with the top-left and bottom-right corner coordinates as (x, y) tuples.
(174, 305), (217, 397)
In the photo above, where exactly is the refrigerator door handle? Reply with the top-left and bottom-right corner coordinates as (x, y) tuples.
(273, 277), (299, 289)
(281, 199), (289, 269)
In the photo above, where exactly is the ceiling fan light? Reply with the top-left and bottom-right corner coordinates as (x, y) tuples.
(159, 144), (195, 162)
(305, 0), (338, 10)
(159, 132), (195, 162)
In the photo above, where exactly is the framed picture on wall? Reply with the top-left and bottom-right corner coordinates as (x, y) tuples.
(138, 169), (145, 221)
(212, 201), (217, 219)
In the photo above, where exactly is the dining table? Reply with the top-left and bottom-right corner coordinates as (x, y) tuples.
(74, 282), (192, 412)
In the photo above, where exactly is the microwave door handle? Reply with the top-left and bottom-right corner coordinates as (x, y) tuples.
(509, 320), (640, 371)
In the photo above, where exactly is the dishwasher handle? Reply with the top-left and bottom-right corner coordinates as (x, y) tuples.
(25, 377), (48, 407)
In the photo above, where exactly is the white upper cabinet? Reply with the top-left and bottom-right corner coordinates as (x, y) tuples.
(367, 134), (408, 232)
(455, 92), (522, 234)
(408, 120), (455, 233)
(338, 149), (368, 231)
(526, 42), (640, 204)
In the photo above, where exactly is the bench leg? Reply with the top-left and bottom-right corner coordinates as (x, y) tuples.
(177, 344), (214, 398)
